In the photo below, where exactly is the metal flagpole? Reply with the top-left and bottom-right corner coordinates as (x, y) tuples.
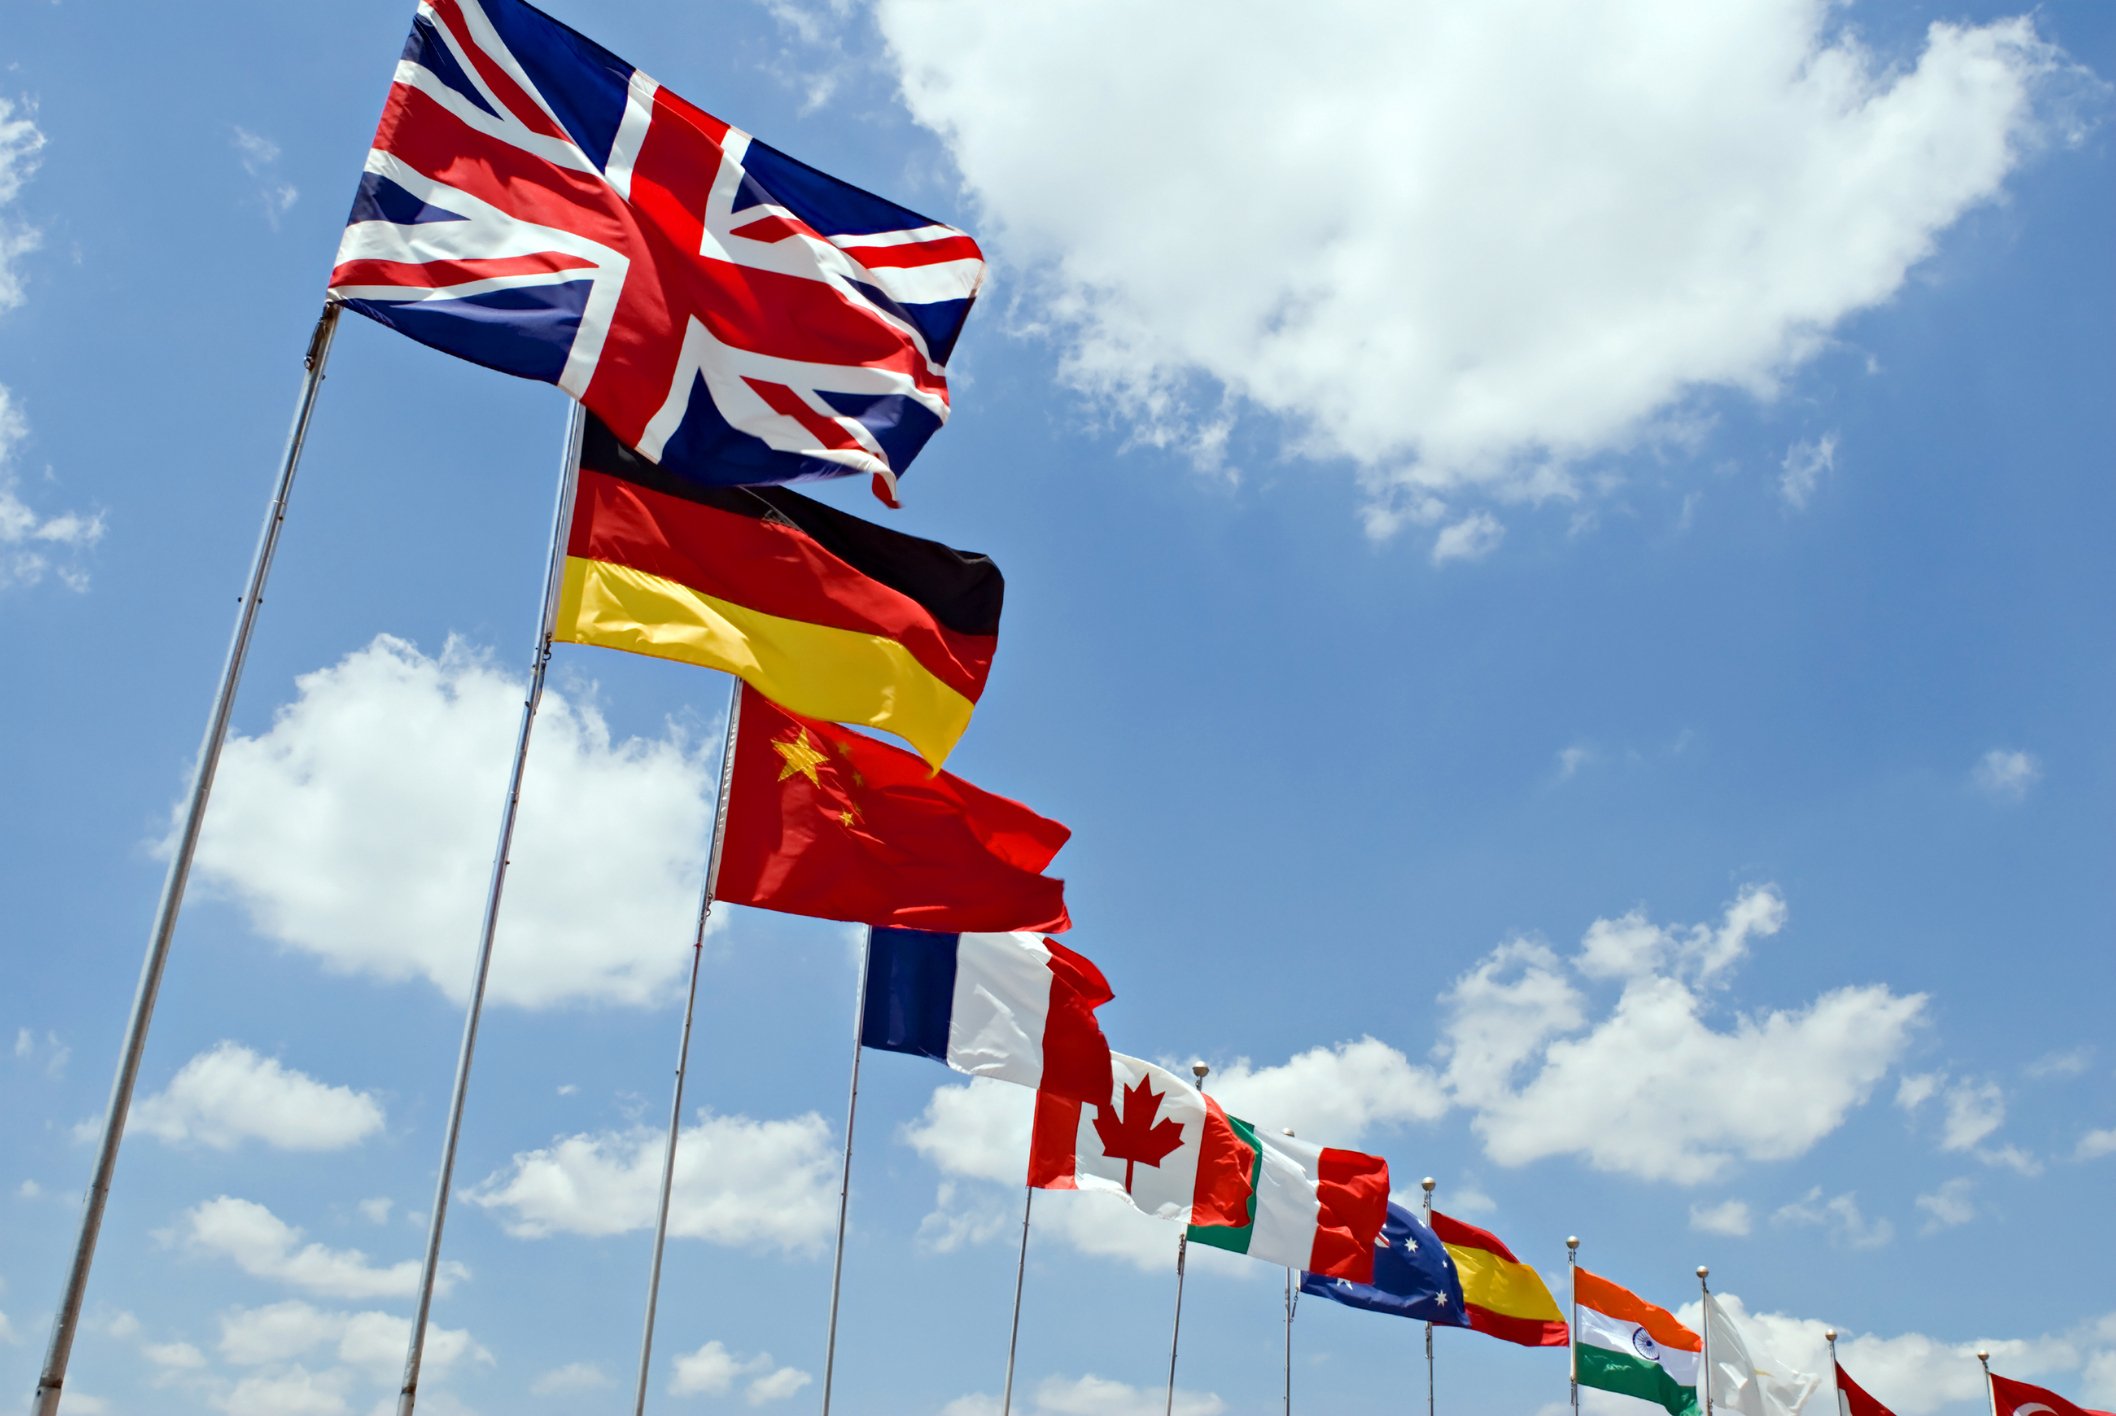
(395, 400), (587, 1416)
(1421, 1177), (1436, 1416)
(1000, 1187), (1034, 1416)
(1567, 1237), (1581, 1416)
(1825, 1329), (1840, 1416)
(35, 301), (343, 1416)
(817, 929), (875, 1416)
(1697, 1267), (1713, 1416)
(1165, 1061), (1209, 1416)
(1282, 1128), (1296, 1416)
(1978, 1351), (1997, 1416)
(631, 678), (743, 1416)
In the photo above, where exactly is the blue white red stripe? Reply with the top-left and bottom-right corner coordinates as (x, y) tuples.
(861, 928), (1114, 1105)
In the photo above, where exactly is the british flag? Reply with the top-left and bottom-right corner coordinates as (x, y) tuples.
(328, 0), (985, 505)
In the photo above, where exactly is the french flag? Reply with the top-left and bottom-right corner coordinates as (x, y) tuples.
(861, 928), (1115, 1105)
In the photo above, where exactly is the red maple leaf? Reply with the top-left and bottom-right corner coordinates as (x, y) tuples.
(1092, 1075), (1186, 1192)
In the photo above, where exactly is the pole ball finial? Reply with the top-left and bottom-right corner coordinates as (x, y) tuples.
(1421, 1176), (1436, 1192)
(1567, 1236), (1579, 1250)
(1191, 1061), (1209, 1082)
(1978, 1350), (1990, 1363)
(1696, 1265), (1709, 1279)
(1826, 1329), (1837, 1342)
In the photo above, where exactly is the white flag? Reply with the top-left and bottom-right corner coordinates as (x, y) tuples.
(1704, 1293), (1820, 1416)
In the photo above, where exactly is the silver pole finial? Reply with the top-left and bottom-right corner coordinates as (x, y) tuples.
(1191, 1061), (1209, 1082)
(1566, 1236), (1579, 1251)
(1421, 1176), (1436, 1193)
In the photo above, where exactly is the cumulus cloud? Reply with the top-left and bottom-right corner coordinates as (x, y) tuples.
(1689, 1199), (1753, 1237)
(215, 1364), (350, 1416)
(1, 384), (103, 594)
(531, 1361), (614, 1395)
(1896, 1072), (2006, 1152)
(1430, 511), (1505, 565)
(1778, 433), (1837, 510)
(177, 1196), (463, 1301)
(216, 1299), (485, 1378)
(1973, 748), (2042, 802)
(0, 95), (45, 313)
(1771, 1187), (1892, 1249)
(190, 635), (716, 1008)
(1438, 886), (1924, 1182)
(467, 1108), (836, 1255)
(872, 2), (2081, 531)
(1915, 1177), (1976, 1234)
(668, 1340), (811, 1404)
(943, 1373), (1225, 1416)
(231, 127), (298, 229)
(2077, 1127), (2116, 1161)
(133, 1042), (384, 1151)
(2025, 1046), (2092, 1080)
(1678, 1292), (2116, 1416)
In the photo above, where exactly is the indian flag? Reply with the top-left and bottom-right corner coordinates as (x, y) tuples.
(1576, 1267), (1702, 1416)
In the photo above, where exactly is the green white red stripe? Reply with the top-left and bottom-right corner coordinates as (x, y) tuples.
(1187, 1123), (1389, 1282)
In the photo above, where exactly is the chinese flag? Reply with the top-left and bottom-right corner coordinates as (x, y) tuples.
(1991, 1373), (2115, 1416)
(714, 684), (1071, 932)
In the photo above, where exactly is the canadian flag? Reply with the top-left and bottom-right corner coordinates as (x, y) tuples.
(1027, 1053), (1252, 1228)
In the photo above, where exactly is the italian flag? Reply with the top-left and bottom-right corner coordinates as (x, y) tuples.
(1187, 1121), (1389, 1283)
(1575, 1267), (1702, 1416)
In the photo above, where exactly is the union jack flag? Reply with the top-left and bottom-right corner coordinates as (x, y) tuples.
(328, 0), (985, 504)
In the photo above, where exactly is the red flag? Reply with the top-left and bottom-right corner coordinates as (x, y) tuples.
(1835, 1362), (1897, 1416)
(1991, 1372), (2116, 1416)
(715, 685), (1070, 932)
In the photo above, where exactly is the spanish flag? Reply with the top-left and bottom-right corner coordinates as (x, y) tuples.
(556, 417), (1002, 766)
(1430, 1210), (1568, 1348)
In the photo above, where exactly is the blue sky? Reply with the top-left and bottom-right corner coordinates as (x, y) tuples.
(2, 3), (2112, 1415)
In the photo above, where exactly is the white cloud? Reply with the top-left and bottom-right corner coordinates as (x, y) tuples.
(1896, 1072), (2006, 1151)
(1977, 1143), (2042, 1177)
(2077, 1127), (2116, 1161)
(178, 1196), (464, 1301)
(215, 1363), (351, 1416)
(915, 1181), (1011, 1254)
(0, 1309), (16, 1345)
(1689, 1199), (1753, 1237)
(1915, 1178), (1976, 1234)
(530, 1361), (613, 1395)
(0, 95), (45, 314)
(1203, 1036), (1447, 1139)
(1557, 744), (1595, 781)
(231, 127), (298, 229)
(2025, 1046), (2092, 1080)
(191, 635), (717, 1008)
(217, 1299), (486, 1379)
(12, 1026), (68, 1078)
(1439, 886), (1923, 1182)
(1974, 748), (2042, 801)
(668, 1340), (811, 1404)
(1771, 1187), (1892, 1249)
(943, 1374), (1226, 1416)
(872, 3), (2080, 527)
(467, 1109), (836, 1255)
(355, 1198), (392, 1226)
(133, 1042), (384, 1151)
(1430, 511), (1505, 564)
(143, 1339), (208, 1371)
(1778, 433), (1837, 509)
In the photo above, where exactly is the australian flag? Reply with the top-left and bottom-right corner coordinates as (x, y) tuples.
(1300, 1201), (1469, 1325)
(328, 0), (985, 505)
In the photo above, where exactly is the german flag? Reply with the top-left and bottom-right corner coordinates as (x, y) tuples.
(556, 418), (1002, 766)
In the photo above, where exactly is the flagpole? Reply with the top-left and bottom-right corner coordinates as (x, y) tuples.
(395, 399), (587, 1416)
(35, 301), (342, 1416)
(817, 928), (874, 1416)
(630, 677), (743, 1416)
(1978, 1350), (1996, 1416)
(1697, 1267), (1712, 1416)
(1000, 1187), (1034, 1416)
(1421, 1177), (1436, 1416)
(1282, 1127), (1296, 1416)
(1825, 1329), (1839, 1413)
(1567, 1236), (1581, 1416)
(1165, 1061), (1210, 1416)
